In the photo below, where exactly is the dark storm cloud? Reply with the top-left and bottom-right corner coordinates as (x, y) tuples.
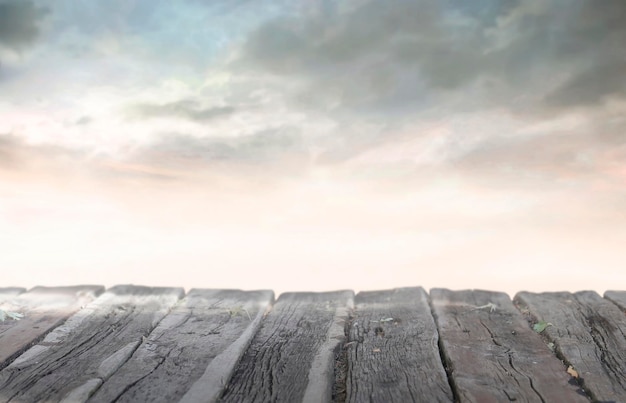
(235, 0), (626, 112)
(0, 0), (48, 50)
(129, 99), (236, 122)
(136, 127), (305, 165)
(237, 0), (481, 110)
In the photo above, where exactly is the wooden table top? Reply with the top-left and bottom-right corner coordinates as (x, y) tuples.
(1, 286), (624, 402)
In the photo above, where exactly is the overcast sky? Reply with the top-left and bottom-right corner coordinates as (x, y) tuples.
(1, 0), (625, 295)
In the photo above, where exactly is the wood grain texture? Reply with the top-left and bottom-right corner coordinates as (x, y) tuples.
(0, 285), (183, 403)
(604, 290), (626, 312)
(515, 291), (626, 402)
(345, 287), (453, 403)
(431, 289), (588, 403)
(0, 286), (103, 370)
(220, 290), (354, 403)
(89, 289), (274, 403)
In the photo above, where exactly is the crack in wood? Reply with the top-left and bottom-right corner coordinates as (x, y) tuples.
(428, 294), (460, 403)
(332, 310), (352, 402)
(514, 291), (624, 402)
(2, 286), (624, 402)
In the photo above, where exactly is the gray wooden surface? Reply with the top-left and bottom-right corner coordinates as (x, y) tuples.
(0, 286), (103, 370)
(178, 290), (274, 403)
(88, 289), (273, 403)
(0, 285), (183, 403)
(605, 290), (626, 311)
(1, 285), (624, 403)
(345, 287), (453, 403)
(515, 291), (626, 403)
(431, 289), (588, 403)
(220, 290), (354, 403)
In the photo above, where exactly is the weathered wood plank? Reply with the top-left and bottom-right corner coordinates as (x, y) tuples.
(345, 287), (453, 402)
(0, 286), (103, 370)
(220, 290), (354, 403)
(0, 285), (183, 403)
(88, 289), (274, 403)
(515, 291), (626, 402)
(431, 289), (588, 403)
(604, 290), (626, 312)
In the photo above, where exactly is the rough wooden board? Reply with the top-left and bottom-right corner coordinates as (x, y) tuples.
(604, 290), (626, 312)
(220, 290), (354, 403)
(345, 287), (453, 403)
(515, 291), (626, 402)
(0, 285), (183, 403)
(431, 289), (588, 403)
(0, 286), (103, 370)
(89, 289), (274, 403)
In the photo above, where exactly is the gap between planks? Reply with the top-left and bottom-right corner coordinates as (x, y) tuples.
(1, 286), (625, 402)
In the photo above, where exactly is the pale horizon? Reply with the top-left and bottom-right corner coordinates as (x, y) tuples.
(1, 0), (625, 295)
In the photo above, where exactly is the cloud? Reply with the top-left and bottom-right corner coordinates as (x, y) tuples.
(233, 0), (626, 114)
(128, 99), (236, 122)
(493, 0), (626, 109)
(75, 116), (92, 125)
(0, 132), (84, 171)
(235, 0), (474, 111)
(0, 133), (21, 167)
(3, 0), (624, 189)
(545, 61), (626, 108)
(26, 0), (288, 73)
(0, 0), (48, 50)
(0, 132), (181, 183)
(134, 126), (306, 166)
(451, 110), (626, 188)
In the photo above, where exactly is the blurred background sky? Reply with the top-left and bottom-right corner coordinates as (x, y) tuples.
(1, 0), (625, 295)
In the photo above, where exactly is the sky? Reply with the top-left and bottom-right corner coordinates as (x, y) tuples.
(1, 0), (625, 296)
